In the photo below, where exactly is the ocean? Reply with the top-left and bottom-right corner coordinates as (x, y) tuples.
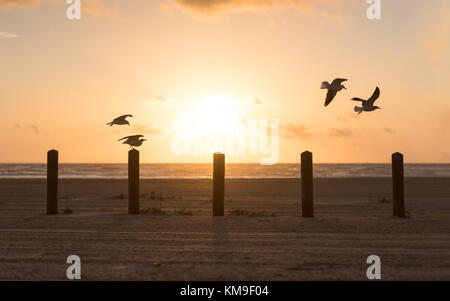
(0, 164), (450, 179)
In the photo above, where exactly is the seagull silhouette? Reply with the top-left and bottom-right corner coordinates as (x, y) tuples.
(118, 135), (147, 149)
(321, 78), (348, 107)
(352, 87), (381, 114)
(107, 115), (133, 127)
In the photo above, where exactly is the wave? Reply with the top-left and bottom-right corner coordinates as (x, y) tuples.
(1, 164), (450, 179)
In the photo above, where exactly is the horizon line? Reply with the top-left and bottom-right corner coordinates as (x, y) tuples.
(1, 162), (449, 165)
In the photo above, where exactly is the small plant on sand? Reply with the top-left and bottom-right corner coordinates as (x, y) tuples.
(229, 208), (272, 217)
(377, 196), (391, 203)
(142, 192), (164, 203)
(173, 208), (193, 216)
(141, 191), (165, 212)
(62, 207), (73, 214)
(140, 207), (166, 215)
(141, 192), (156, 200)
(113, 193), (125, 200)
(158, 193), (164, 211)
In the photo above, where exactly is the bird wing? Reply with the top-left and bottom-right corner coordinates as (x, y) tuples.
(325, 89), (338, 107)
(320, 81), (330, 89)
(331, 78), (347, 86)
(351, 97), (367, 106)
(118, 135), (144, 142)
(354, 106), (364, 114)
(367, 87), (380, 106)
(114, 114), (133, 122)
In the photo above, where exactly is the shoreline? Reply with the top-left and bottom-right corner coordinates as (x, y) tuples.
(1, 176), (450, 180)
(2, 163), (450, 179)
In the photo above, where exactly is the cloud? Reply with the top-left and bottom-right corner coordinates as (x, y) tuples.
(13, 124), (40, 134)
(438, 110), (450, 134)
(442, 153), (450, 161)
(337, 113), (357, 123)
(155, 96), (168, 102)
(423, 9), (450, 61)
(330, 127), (353, 138)
(0, 0), (56, 9)
(0, 31), (19, 38)
(30, 125), (40, 134)
(82, 0), (119, 17)
(142, 96), (175, 107)
(253, 97), (263, 105)
(0, 0), (118, 17)
(384, 127), (395, 134)
(167, 0), (348, 18)
(280, 123), (311, 139)
(131, 124), (162, 136)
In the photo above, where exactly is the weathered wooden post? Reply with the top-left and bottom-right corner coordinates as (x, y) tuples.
(128, 149), (140, 214)
(47, 149), (58, 214)
(392, 152), (405, 217)
(213, 152), (225, 216)
(301, 151), (314, 217)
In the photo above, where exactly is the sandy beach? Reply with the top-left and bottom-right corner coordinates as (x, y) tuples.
(0, 178), (449, 280)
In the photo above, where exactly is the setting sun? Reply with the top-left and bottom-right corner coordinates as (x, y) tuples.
(171, 95), (242, 154)
(189, 95), (240, 137)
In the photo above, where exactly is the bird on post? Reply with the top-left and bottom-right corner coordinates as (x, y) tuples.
(107, 115), (133, 126)
(321, 78), (348, 107)
(118, 135), (147, 149)
(352, 87), (381, 114)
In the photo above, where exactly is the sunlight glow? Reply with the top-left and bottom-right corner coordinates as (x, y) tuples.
(178, 94), (241, 137)
(171, 95), (242, 154)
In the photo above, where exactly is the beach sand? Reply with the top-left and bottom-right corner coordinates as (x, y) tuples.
(0, 178), (449, 280)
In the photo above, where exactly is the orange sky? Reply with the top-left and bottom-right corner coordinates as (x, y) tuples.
(1, 0), (449, 163)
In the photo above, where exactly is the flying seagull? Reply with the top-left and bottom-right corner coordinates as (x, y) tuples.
(118, 135), (147, 149)
(107, 115), (133, 127)
(352, 87), (381, 114)
(321, 78), (348, 107)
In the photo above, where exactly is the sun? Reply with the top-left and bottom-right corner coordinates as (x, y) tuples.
(178, 94), (241, 138)
(171, 94), (243, 154)
(191, 95), (240, 136)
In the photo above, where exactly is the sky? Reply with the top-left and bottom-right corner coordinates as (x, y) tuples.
(1, 0), (449, 163)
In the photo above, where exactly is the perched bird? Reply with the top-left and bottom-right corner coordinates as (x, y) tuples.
(321, 78), (348, 107)
(352, 87), (381, 114)
(118, 135), (147, 149)
(107, 115), (133, 127)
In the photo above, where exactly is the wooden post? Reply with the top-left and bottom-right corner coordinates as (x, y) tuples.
(301, 151), (314, 217)
(47, 149), (58, 214)
(213, 153), (225, 216)
(392, 152), (405, 217)
(128, 149), (140, 214)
